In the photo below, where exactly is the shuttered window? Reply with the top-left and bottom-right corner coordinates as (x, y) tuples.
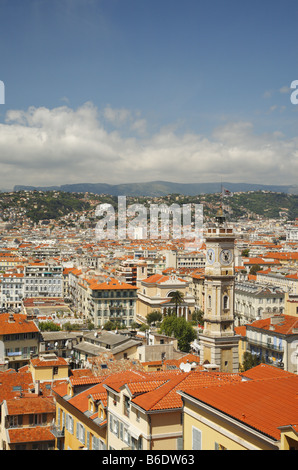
(192, 427), (202, 450)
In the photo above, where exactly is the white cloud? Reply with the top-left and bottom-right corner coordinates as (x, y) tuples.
(279, 86), (290, 94)
(0, 102), (297, 189)
(103, 105), (132, 126)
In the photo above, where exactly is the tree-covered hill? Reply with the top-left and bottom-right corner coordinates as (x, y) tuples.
(0, 189), (297, 224)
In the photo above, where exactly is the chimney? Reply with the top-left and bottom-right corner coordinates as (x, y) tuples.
(35, 380), (40, 395)
(8, 313), (15, 323)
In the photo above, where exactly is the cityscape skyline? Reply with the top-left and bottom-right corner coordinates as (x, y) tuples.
(0, 1), (297, 189)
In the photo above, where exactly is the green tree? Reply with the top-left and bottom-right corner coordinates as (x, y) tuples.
(63, 322), (81, 331)
(39, 321), (61, 332)
(103, 321), (116, 331)
(249, 264), (261, 276)
(241, 248), (250, 257)
(191, 309), (204, 326)
(159, 316), (196, 353)
(240, 351), (261, 371)
(146, 310), (162, 325)
(168, 291), (184, 316)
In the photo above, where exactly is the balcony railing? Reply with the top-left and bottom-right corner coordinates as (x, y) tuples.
(248, 338), (284, 352)
(50, 424), (65, 438)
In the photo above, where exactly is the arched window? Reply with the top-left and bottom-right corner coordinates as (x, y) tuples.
(223, 295), (229, 310)
(208, 295), (212, 308)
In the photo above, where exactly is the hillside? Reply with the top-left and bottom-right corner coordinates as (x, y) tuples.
(13, 181), (298, 197)
(0, 189), (297, 224)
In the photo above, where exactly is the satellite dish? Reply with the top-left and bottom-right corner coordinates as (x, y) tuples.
(179, 362), (191, 372)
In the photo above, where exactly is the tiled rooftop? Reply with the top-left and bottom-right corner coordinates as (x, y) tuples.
(180, 375), (298, 440)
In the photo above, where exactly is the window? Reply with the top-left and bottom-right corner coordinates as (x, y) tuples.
(223, 295), (229, 310)
(92, 436), (99, 450)
(29, 414), (47, 426)
(123, 427), (131, 446)
(68, 415), (74, 434)
(8, 415), (23, 428)
(192, 427), (202, 450)
(76, 422), (85, 444)
(124, 396), (130, 417)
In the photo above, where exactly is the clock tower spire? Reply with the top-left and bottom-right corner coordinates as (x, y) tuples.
(199, 207), (240, 373)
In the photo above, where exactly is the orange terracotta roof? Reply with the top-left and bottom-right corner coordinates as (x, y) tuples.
(241, 363), (295, 380)
(249, 315), (298, 335)
(181, 375), (298, 440)
(51, 381), (68, 398)
(8, 426), (55, 444)
(69, 376), (102, 387)
(0, 370), (34, 402)
(243, 257), (280, 265)
(234, 326), (247, 337)
(30, 357), (68, 368)
(132, 371), (242, 411)
(126, 380), (168, 395)
(142, 273), (187, 284)
(264, 252), (298, 261)
(5, 396), (55, 415)
(70, 368), (94, 378)
(0, 314), (39, 334)
(89, 278), (138, 291)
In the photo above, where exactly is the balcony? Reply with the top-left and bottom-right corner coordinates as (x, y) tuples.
(248, 338), (284, 352)
(50, 424), (65, 439)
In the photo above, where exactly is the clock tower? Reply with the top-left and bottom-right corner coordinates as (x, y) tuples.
(199, 208), (240, 373)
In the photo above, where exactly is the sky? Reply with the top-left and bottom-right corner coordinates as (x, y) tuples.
(0, 0), (298, 190)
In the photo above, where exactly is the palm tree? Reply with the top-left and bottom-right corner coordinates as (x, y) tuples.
(169, 291), (184, 316)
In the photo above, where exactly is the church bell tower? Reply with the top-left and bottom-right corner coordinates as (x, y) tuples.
(199, 207), (239, 373)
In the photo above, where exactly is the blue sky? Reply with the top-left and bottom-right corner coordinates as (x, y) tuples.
(0, 0), (297, 189)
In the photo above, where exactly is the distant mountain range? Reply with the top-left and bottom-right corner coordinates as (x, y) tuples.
(13, 181), (298, 197)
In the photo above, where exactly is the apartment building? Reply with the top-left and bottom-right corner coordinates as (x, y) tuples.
(52, 375), (107, 450)
(77, 277), (138, 328)
(245, 315), (298, 373)
(0, 353), (69, 450)
(0, 255), (27, 272)
(72, 330), (141, 367)
(105, 369), (242, 451)
(164, 250), (205, 270)
(0, 395), (56, 450)
(286, 224), (298, 242)
(0, 313), (40, 370)
(235, 281), (285, 325)
(24, 263), (63, 298)
(257, 269), (298, 294)
(0, 273), (24, 309)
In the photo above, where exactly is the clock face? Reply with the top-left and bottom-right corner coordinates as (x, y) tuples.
(220, 249), (233, 265)
(206, 248), (215, 265)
